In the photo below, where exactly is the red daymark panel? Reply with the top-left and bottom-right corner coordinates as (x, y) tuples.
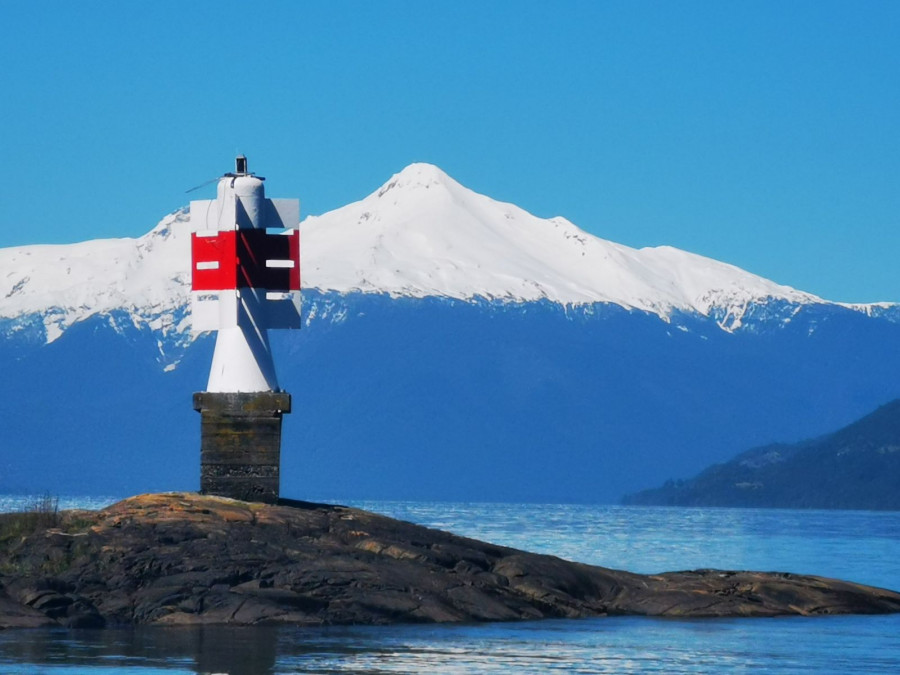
(192, 230), (300, 292)
(289, 230), (300, 291)
(236, 230), (300, 292)
(191, 231), (237, 291)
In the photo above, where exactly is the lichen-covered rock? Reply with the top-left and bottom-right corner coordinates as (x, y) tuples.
(1, 492), (898, 629)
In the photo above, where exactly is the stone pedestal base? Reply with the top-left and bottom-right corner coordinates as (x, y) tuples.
(193, 391), (291, 504)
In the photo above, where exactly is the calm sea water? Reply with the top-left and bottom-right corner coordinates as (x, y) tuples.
(1, 496), (898, 674)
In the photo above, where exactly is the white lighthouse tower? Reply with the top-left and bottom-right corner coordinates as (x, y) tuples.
(189, 156), (301, 503)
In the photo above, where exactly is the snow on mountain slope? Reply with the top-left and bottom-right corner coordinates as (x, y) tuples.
(0, 210), (192, 345)
(301, 164), (821, 329)
(0, 162), (873, 346)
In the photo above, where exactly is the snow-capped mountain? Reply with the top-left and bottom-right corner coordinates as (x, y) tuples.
(302, 163), (823, 329)
(3, 163), (900, 503)
(0, 163), (869, 347)
(0, 212), (192, 348)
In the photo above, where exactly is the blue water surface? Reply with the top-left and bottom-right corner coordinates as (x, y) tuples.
(0, 497), (898, 674)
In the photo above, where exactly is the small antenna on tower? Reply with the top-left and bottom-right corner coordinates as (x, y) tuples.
(185, 155), (257, 193)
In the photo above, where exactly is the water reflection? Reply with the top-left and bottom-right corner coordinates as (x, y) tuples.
(1, 612), (900, 673)
(0, 626), (278, 675)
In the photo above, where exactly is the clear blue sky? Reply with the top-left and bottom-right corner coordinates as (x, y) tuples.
(2, 1), (898, 302)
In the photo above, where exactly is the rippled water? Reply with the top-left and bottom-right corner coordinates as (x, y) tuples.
(1, 497), (899, 674)
(353, 501), (900, 589)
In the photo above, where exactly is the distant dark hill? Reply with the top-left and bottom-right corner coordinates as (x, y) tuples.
(622, 400), (900, 510)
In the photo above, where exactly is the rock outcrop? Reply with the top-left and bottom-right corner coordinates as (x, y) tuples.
(1, 493), (898, 629)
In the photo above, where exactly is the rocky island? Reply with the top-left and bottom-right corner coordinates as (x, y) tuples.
(1, 492), (898, 629)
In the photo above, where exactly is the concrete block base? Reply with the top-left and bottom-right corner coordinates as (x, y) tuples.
(193, 391), (291, 504)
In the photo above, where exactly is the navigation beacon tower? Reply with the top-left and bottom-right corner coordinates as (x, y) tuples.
(189, 156), (301, 503)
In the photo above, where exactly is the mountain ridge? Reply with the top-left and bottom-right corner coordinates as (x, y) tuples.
(1, 162), (891, 355)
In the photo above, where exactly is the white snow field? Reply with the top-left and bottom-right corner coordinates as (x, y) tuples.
(0, 162), (875, 345)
